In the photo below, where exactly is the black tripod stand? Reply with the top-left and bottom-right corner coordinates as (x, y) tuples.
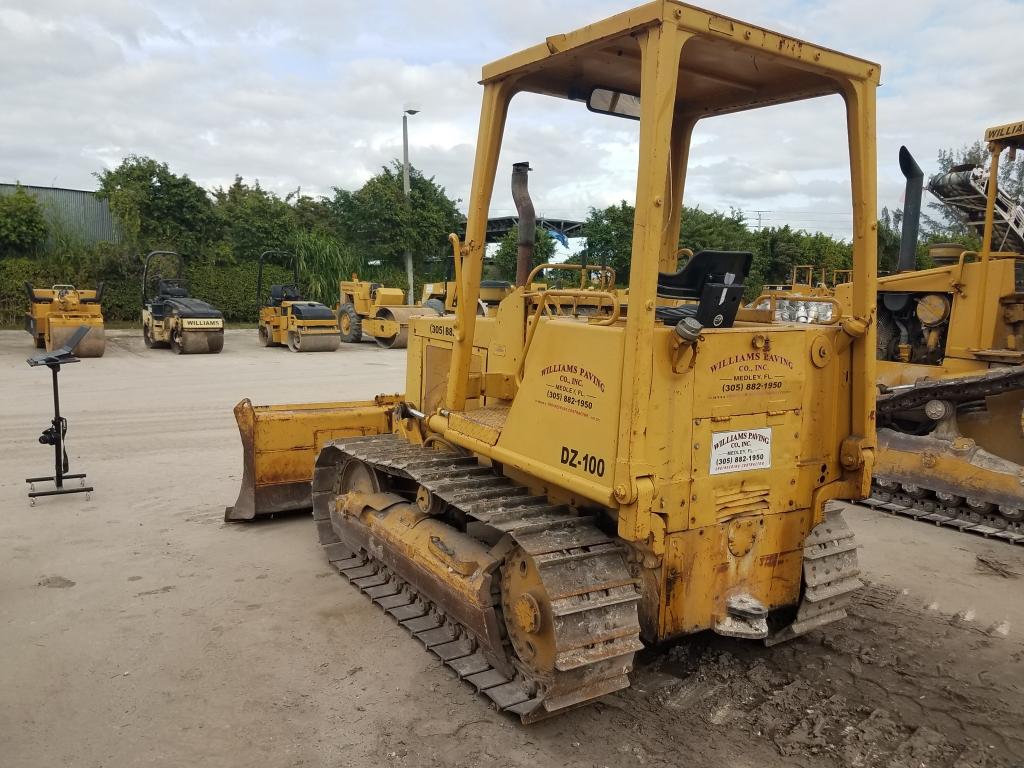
(26, 325), (93, 505)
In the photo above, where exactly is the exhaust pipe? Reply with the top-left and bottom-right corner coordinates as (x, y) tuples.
(511, 162), (535, 287)
(898, 146), (923, 273)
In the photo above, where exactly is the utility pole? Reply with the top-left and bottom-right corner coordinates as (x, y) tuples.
(402, 108), (419, 303)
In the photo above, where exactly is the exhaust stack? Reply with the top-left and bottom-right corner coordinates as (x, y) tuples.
(511, 162), (536, 287)
(898, 146), (923, 273)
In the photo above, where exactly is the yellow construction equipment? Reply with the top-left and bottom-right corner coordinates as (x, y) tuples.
(337, 278), (441, 349)
(421, 275), (513, 316)
(834, 126), (1024, 542)
(255, 250), (340, 352)
(141, 251), (225, 354)
(24, 283), (106, 357)
(226, 1), (879, 720)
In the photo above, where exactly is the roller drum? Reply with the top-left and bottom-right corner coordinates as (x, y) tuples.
(372, 306), (440, 349)
(176, 329), (224, 354)
(49, 324), (105, 357)
(288, 329), (340, 353)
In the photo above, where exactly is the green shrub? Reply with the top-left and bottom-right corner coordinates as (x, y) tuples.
(0, 186), (48, 256)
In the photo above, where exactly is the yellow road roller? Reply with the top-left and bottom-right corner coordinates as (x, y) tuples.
(337, 278), (440, 349)
(256, 250), (340, 352)
(141, 251), (224, 354)
(24, 283), (106, 357)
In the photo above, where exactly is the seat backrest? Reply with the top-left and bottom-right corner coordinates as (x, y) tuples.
(270, 283), (303, 306)
(158, 279), (190, 299)
(656, 250), (752, 299)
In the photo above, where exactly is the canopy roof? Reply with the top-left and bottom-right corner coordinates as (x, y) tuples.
(482, 1), (880, 119)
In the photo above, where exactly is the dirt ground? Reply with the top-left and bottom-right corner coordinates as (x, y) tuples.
(2, 328), (1022, 768)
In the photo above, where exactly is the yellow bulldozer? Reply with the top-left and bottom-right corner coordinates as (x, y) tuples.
(225, 1), (879, 720)
(256, 250), (340, 352)
(337, 278), (441, 349)
(24, 283), (106, 357)
(835, 125), (1024, 542)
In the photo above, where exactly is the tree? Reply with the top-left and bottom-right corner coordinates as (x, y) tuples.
(0, 184), (48, 256)
(331, 161), (461, 287)
(95, 155), (219, 255)
(211, 176), (297, 260)
(491, 227), (556, 282)
(288, 192), (337, 237)
(876, 207), (903, 274)
(581, 202), (635, 276)
(582, 202), (756, 278)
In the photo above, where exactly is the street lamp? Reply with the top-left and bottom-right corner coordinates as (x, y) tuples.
(402, 108), (419, 303)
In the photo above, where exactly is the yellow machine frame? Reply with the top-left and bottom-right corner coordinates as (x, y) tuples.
(228, 1), (880, 718)
(24, 283), (106, 357)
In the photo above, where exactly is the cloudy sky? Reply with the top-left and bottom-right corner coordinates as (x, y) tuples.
(1, 0), (1020, 241)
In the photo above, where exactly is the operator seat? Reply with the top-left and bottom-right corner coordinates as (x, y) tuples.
(654, 250), (751, 329)
(269, 284), (303, 306)
(157, 279), (190, 299)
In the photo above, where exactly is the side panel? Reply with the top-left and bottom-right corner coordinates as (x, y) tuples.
(496, 319), (625, 502)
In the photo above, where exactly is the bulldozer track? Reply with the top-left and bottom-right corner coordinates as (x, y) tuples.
(311, 433), (643, 722)
(860, 485), (1024, 546)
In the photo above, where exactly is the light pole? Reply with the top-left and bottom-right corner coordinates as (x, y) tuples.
(402, 108), (419, 303)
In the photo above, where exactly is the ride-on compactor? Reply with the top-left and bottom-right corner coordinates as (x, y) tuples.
(255, 250), (340, 352)
(24, 283), (106, 357)
(141, 251), (225, 354)
(226, 2), (878, 720)
(837, 124), (1024, 541)
(337, 279), (440, 348)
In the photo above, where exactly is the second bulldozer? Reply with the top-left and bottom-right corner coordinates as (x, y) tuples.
(226, 1), (879, 721)
(835, 126), (1024, 541)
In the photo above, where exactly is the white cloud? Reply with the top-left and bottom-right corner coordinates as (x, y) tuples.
(0, 0), (1020, 240)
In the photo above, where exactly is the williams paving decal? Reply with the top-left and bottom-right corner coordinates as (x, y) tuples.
(708, 350), (795, 397)
(537, 362), (605, 422)
(709, 428), (772, 475)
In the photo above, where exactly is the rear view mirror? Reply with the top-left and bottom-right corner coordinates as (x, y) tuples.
(587, 87), (641, 120)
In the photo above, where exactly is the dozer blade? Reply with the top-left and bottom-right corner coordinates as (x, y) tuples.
(49, 322), (105, 357)
(224, 395), (400, 521)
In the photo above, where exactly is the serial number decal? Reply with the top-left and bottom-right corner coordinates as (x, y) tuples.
(708, 350), (795, 397)
(560, 446), (606, 477)
(710, 428), (772, 475)
(537, 362), (606, 422)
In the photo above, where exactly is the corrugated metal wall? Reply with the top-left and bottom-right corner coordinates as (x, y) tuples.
(0, 183), (122, 245)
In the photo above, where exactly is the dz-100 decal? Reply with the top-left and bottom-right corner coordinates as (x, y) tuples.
(560, 446), (606, 477)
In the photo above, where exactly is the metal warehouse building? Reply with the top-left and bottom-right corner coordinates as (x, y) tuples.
(0, 183), (122, 245)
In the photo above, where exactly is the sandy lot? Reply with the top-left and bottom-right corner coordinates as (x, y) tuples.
(2, 328), (1022, 768)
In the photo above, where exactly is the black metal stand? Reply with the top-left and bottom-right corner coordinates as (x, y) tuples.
(25, 326), (93, 505)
